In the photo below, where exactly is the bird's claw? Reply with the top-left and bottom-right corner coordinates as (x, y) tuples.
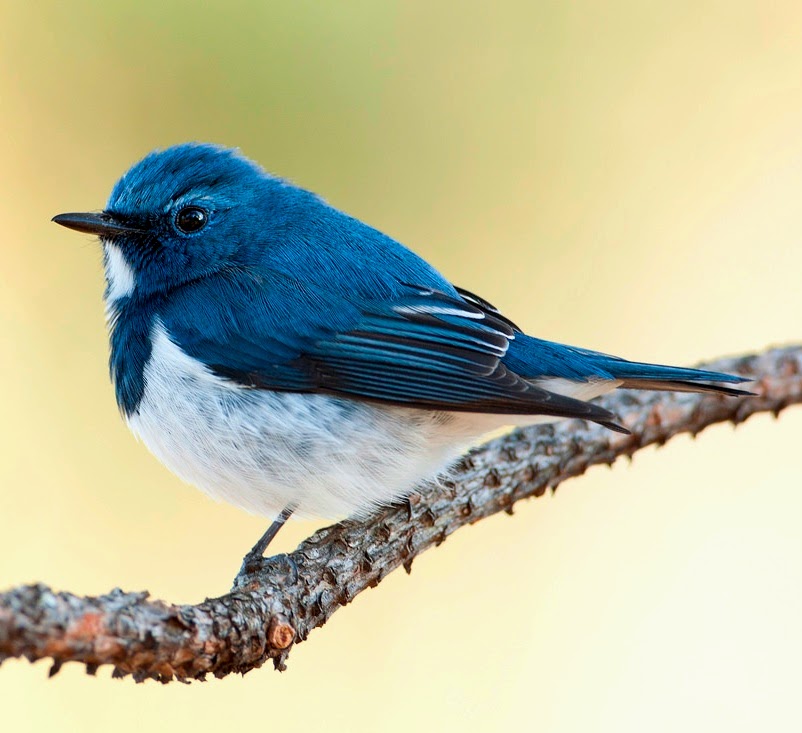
(232, 552), (299, 590)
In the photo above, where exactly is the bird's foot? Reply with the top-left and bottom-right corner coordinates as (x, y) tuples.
(232, 551), (299, 591)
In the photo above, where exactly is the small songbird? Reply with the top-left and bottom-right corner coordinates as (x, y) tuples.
(53, 143), (749, 563)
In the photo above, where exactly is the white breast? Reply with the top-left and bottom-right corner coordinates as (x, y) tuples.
(127, 323), (503, 520)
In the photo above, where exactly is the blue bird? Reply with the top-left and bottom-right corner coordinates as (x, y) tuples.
(53, 143), (750, 563)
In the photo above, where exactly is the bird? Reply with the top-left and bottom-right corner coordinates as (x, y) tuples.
(53, 142), (750, 566)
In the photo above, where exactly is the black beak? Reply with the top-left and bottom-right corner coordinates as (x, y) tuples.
(52, 211), (138, 237)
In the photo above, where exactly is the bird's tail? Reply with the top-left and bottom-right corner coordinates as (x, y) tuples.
(584, 354), (753, 397)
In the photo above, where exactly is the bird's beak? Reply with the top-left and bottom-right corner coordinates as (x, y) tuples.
(52, 211), (138, 237)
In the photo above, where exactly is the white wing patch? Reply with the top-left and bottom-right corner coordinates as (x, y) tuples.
(393, 304), (486, 319)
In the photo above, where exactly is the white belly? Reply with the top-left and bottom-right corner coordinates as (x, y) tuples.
(127, 325), (620, 520)
(127, 325), (508, 520)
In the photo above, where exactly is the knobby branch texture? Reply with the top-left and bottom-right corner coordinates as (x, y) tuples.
(1, 345), (800, 683)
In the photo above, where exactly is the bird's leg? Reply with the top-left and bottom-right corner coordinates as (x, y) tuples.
(248, 505), (296, 558)
(236, 505), (296, 580)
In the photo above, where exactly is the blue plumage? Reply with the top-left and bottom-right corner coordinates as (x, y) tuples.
(53, 142), (750, 547)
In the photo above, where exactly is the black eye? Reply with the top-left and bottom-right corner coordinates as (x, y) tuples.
(175, 206), (208, 234)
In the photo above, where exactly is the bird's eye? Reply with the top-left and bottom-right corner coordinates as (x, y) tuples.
(175, 206), (208, 234)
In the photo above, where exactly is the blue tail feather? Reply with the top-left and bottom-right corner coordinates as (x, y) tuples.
(570, 351), (753, 397)
(505, 336), (753, 397)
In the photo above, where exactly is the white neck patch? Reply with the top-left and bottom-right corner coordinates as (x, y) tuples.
(103, 243), (135, 302)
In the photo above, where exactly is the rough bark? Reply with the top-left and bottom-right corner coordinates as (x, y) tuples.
(1, 345), (799, 683)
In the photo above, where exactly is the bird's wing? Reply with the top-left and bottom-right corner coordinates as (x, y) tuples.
(161, 273), (626, 430)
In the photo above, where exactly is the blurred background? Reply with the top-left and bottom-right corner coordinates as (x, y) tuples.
(1, 1), (801, 731)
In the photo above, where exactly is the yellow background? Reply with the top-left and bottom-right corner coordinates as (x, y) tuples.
(2, 2), (801, 731)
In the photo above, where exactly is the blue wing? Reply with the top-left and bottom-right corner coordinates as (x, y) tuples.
(160, 270), (627, 431)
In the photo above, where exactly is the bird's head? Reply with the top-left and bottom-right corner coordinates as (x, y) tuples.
(53, 143), (304, 300)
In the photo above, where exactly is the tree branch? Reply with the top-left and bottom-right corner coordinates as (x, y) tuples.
(1, 345), (800, 682)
